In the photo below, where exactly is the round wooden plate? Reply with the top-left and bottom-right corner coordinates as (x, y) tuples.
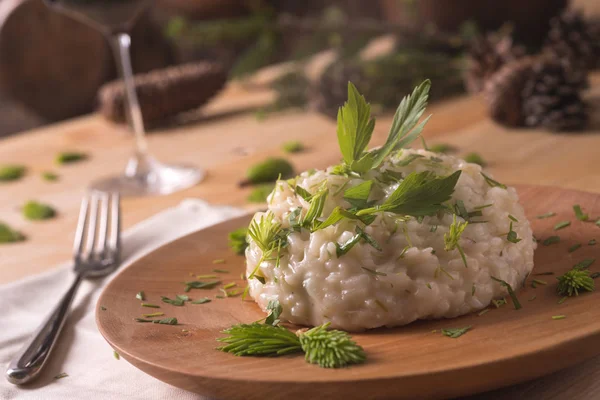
(96, 185), (600, 400)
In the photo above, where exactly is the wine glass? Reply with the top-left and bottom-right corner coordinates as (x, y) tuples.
(44, 0), (204, 196)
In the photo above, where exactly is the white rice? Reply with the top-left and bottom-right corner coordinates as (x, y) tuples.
(245, 149), (536, 331)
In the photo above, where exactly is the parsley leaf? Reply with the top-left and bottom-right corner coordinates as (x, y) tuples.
(343, 180), (373, 209)
(265, 300), (283, 326)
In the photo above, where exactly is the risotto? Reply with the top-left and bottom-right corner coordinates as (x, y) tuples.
(244, 83), (535, 331)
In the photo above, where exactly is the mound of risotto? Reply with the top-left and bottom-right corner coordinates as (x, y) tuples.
(245, 81), (536, 331)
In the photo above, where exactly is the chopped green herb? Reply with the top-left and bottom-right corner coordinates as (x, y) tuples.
(532, 279), (547, 286)
(228, 227), (248, 255)
(454, 200), (469, 221)
(0, 164), (26, 182)
(100, 306), (107, 311)
(474, 204), (493, 210)
(596, 219), (600, 227)
(113, 350), (120, 360)
(223, 282), (237, 289)
(213, 268), (229, 273)
(247, 184), (275, 203)
(558, 297), (567, 304)
(184, 280), (221, 292)
(491, 277), (522, 310)
(0, 222), (25, 244)
(552, 315), (566, 320)
(56, 151), (88, 164)
(591, 272), (600, 279)
(42, 171), (59, 182)
(471, 283), (476, 296)
(464, 152), (486, 166)
(282, 141), (305, 154)
(191, 297), (211, 304)
(196, 274), (218, 279)
(492, 298), (507, 308)
(429, 143), (456, 154)
(508, 215), (518, 222)
(480, 172), (506, 189)
(141, 303), (160, 308)
(589, 239), (597, 246)
(54, 372), (68, 380)
(441, 326), (471, 338)
(573, 205), (589, 221)
(22, 200), (56, 220)
(478, 308), (490, 316)
(506, 221), (521, 243)
(534, 272), (554, 276)
(430, 225), (438, 232)
(245, 158), (294, 184)
(142, 312), (164, 318)
(154, 317), (178, 325)
(343, 181), (373, 209)
(265, 300), (282, 326)
(161, 295), (188, 306)
(536, 212), (557, 219)
(361, 266), (387, 276)
(569, 243), (582, 253)
(212, 258), (226, 264)
(554, 221), (571, 231)
(574, 259), (595, 269)
(136, 291), (145, 301)
(444, 214), (468, 268)
(301, 187), (328, 228)
(543, 236), (560, 246)
(557, 268), (594, 296)
(215, 295), (225, 299)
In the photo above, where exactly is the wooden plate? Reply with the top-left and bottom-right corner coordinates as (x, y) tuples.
(96, 185), (600, 400)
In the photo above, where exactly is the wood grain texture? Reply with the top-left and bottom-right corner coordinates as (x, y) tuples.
(96, 185), (600, 400)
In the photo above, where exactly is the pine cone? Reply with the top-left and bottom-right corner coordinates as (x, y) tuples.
(483, 57), (536, 127)
(522, 58), (588, 131)
(98, 62), (227, 124)
(311, 62), (366, 119)
(464, 32), (525, 93)
(545, 10), (600, 70)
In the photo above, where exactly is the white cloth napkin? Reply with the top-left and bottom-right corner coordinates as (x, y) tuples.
(0, 200), (245, 400)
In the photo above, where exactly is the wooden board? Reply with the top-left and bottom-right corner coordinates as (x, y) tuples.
(96, 184), (600, 400)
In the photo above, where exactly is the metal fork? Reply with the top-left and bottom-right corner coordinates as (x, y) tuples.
(6, 191), (121, 385)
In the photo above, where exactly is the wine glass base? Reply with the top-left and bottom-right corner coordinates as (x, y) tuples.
(91, 162), (205, 197)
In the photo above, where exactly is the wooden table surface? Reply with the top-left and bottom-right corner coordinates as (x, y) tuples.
(3, 32), (600, 400)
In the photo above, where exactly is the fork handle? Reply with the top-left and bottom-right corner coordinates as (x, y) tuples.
(6, 273), (83, 385)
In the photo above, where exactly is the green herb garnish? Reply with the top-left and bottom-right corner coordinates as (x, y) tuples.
(56, 151), (88, 165)
(191, 297), (211, 304)
(141, 303), (160, 308)
(54, 372), (68, 380)
(552, 315), (566, 320)
(569, 243), (582, 253)
(492, 298), (507, 308)
(136, 317), (178, 325)
(141, 312), (164, 318)
(491, 277), (522, 310)
(557, 268), (594, 296)
(361, 266), (387, 276)
(429, 143), (456, 154)
(0, 222), (25, 244)
(558, 297), (567, 304)
(282, 141), (305, 153)
(100, 306), (107, 311)
(554, 221), (571, 231)
(265, 300), (282, 326)
(223, 282), (236, 289)
(589, 239), (597, 246)
(480, 172), (506, 189)
(161, 295), (190, 306)
(299, 323), (366, 368)
(343, 181), (373, 209)
(542, 236), (560, 246)
(184, 280), (221, 292)
(0, 165), (26, 182)
(42, 171), (59, 182)
(573, 205), (589, 221)
(532, 279), (547, 286)
(506, 221), (521, 243)
(444, 214), (468, 268)
(113, 350), (120, 360)
(247, 184), (275, 203)
(478, 309), (490, 316)
(536, 212), (556, 219)
(441, 326), (471, 338)
(574, 258), (595, 269)
(136, 291), (145, 301)
(217, 323), (303, 356)
(22, 200), (56, 220)
(464, 152), (486, 166)
(228, 227), (248, 255)
(245, 158), (294, 185)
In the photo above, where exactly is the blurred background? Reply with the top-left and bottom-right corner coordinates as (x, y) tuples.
(0, 0), (598, 137)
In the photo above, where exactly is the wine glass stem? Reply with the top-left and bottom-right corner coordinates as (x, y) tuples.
(110, 32), (148, 155)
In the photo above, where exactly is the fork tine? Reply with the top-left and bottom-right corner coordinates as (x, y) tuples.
(95, 192), (110, 256)
(73, 194), (90, 261)
(108, 192), (121, 261)
(84, 192), (100, 259)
